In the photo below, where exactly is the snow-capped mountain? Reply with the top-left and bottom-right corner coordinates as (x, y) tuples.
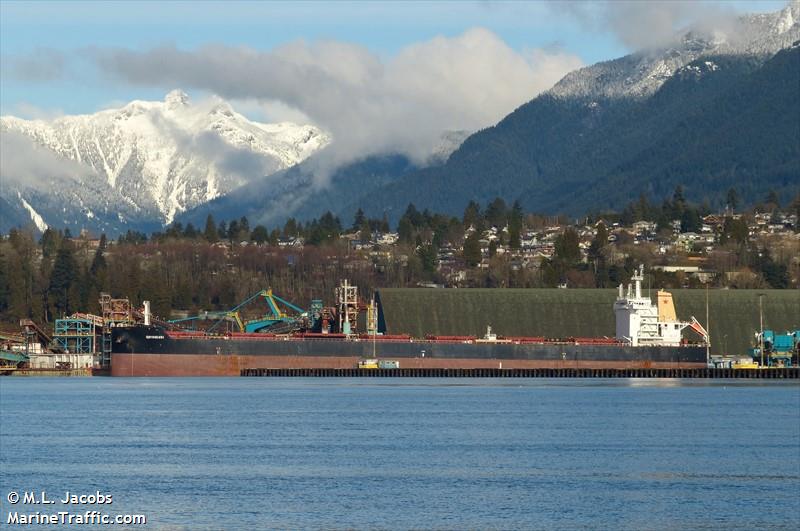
(550, 1), (799, 100)
(324, 4), (799, 221)
(428, 130), (471, 165)
(0, 90), (329, 233)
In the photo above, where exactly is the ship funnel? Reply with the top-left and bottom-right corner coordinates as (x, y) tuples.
(657, 290), (678, 322)
(143, 301), (151, 326)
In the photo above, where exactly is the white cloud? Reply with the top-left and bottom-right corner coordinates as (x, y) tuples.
(552, 0), (742, 51)
(230, 98), (314, 125)
(0, 129), (96, 187)
(88, 29), (583, 171)
(2, 102), (65, 121)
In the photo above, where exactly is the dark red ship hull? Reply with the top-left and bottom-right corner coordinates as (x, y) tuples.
(111, 353), (707, 376)
(110, 326), (708, 376)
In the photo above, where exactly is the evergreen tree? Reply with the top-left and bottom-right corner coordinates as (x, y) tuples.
(620, 204), (635, 226)
(142, 266), (172, 318)
(634, 194), (653, 221)
(239, 216), (250, 238)
(352, 208), (366, 230)
(726, 188), (739, 211)
(6, 248), (29, 320)
(554, 228), (580, 264)
(508, 200), (523, 250)
(416, 244), (437, 274)
(250, 225), (270, 244)
(267, 227), (281, 246)
(485, 197), (507, 228)
(463, 231), (482, 267)
(118, 230), (147, 245)
(165, 222), (183, 239)
(171, 279), (193, 310)
(269, 228), (281, 245)
(670, 186), (686, 220)
(307, 212), (342, 245)
(656, 210), (672, 232)
(89, 237), (108, 282)
(183, 223), (198, 239)
(588, 223), (608, 260)
(204, 214), (218, 242)
(283, 218), (298, 237)
(359, 219), (372, 243)
(40, 228), (61, 259)
(48, 239), (78, 317)
(227, 219), (240, 242)
(755, 248), (789, 288)
(765, 189), (780, 208)
(680, 207), (702, 233)
(403, 204), (423, 228)
(87, 234), (108, 309)
(673, 185), (685, 204)
(0, 251), (9, 314)
(463, 200), (481, 230)
(588, 223), (609, 286)
(720, 217), (748, 246)
(319, 212), (342, 239)
(6, 232), (39, 321)
(488, 239), (498, 258)
(540, 260), (560, 287)
(397, 216), (414, 244)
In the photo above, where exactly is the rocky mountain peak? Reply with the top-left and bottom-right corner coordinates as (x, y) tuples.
(1, 91), (330, 233)
(164, 89), (190, 109)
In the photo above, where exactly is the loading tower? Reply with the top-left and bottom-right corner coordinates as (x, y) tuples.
(335, 279), (359, 335)
(99, 293), (133, 368)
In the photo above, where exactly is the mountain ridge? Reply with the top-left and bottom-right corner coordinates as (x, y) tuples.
(2, 3), (798, 234)
(183, 3), (799, 227)
(1, 91), (329, 233)
(347, 45), (798, 222)
(335, 5), (800, 222)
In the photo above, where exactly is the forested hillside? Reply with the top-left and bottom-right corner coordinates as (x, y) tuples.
(352, 45), (800, 220)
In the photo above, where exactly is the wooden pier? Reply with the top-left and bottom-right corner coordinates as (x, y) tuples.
(241, 367), (799, 378)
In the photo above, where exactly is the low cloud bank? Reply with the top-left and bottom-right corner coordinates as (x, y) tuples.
(87, 29), (583, 174)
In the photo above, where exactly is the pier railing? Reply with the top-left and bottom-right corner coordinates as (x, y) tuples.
(241, 367), (799, 378)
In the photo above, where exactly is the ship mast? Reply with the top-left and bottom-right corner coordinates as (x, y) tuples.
(705, 284), (710, 365)
(368, 294), (378, 358)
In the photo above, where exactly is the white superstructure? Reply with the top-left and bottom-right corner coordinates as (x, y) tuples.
(614, 265), (704, 346)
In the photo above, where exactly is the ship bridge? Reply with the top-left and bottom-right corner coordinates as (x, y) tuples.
(614, 266), (706, 347)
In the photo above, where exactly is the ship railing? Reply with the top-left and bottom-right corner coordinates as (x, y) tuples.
(164, 330), (643, 347)
(425, 335), (477, 341)
(424, 339), (477, 344)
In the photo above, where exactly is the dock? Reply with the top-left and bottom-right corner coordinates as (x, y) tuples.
(241, 367), (800, 378)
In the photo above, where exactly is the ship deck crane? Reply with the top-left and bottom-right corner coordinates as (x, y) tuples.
(196, 289), (307, 334)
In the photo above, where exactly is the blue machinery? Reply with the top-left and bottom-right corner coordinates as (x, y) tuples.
(169, 289), (307, 334)
(53, 318), (96, 353)
(750, 330), (800, 367)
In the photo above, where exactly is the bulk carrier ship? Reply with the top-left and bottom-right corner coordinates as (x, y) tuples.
(110, 267), (709, 376)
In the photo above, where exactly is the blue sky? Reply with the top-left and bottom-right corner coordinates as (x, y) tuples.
(0, 0), (787, 120)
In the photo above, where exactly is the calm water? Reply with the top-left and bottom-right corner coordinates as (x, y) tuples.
(1, 378), (798, 530)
